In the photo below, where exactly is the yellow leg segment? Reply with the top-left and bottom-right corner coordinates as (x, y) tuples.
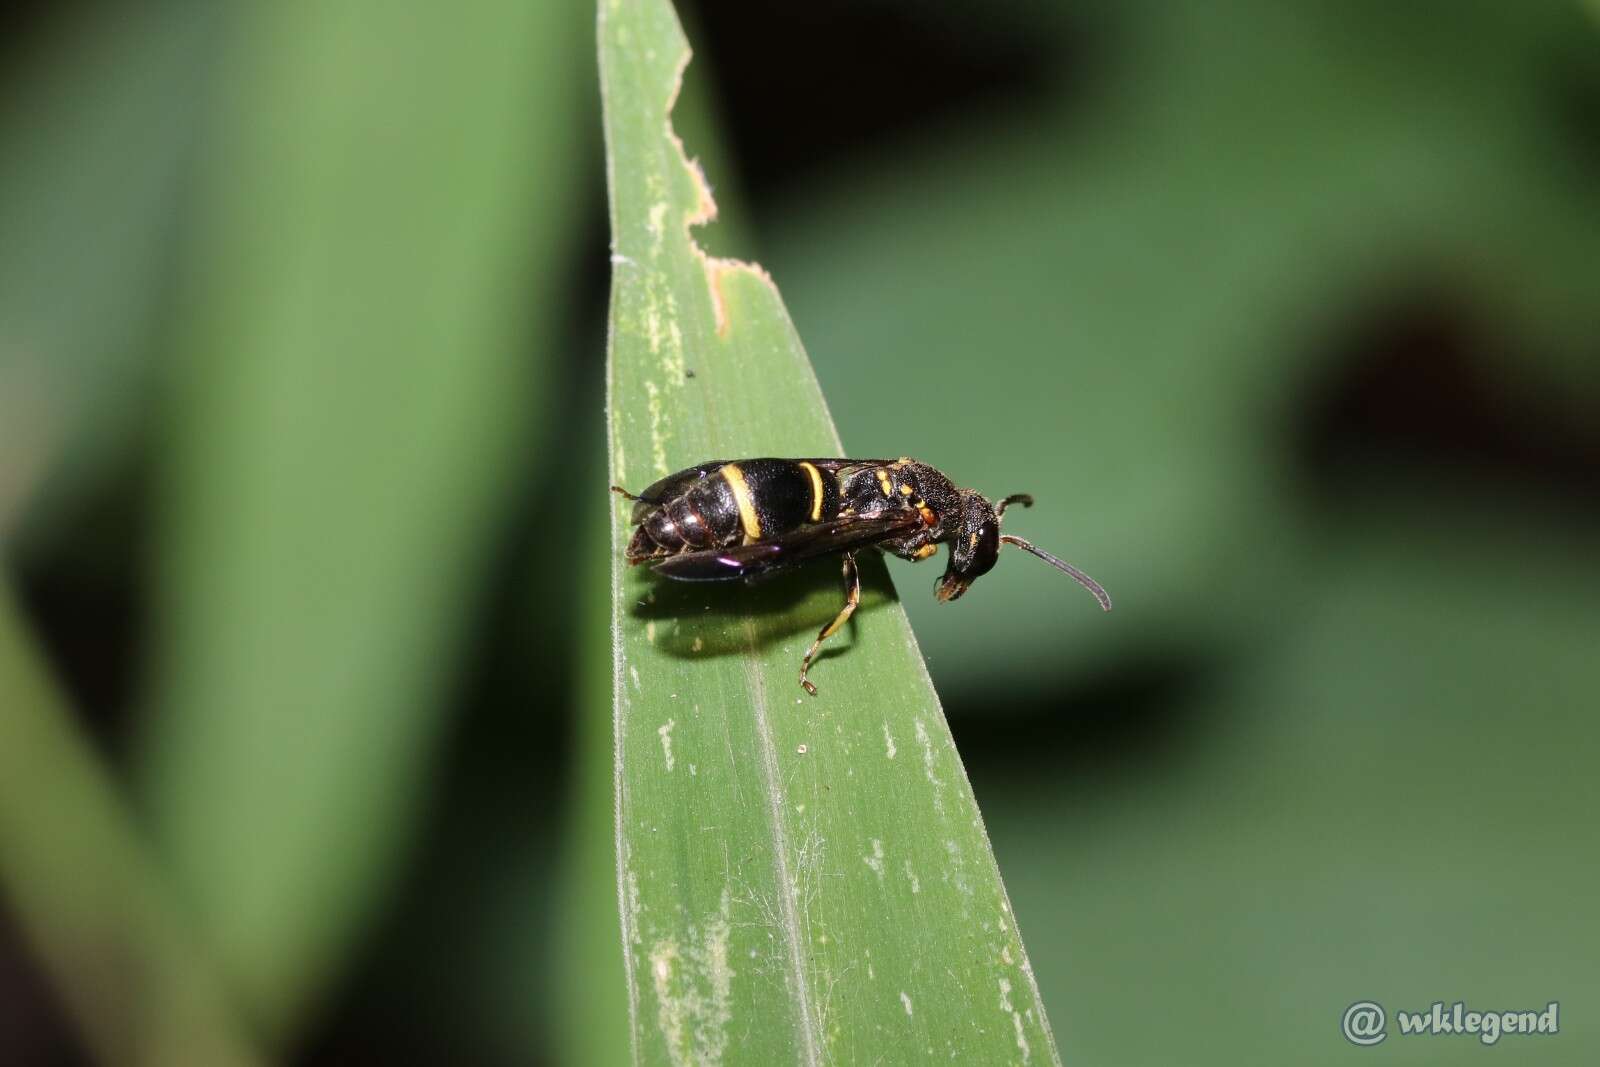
(799, 552), (860, 696)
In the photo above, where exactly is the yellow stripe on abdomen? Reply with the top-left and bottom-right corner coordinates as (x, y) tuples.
(798, 461), (825, 522)
(720, 463), (763, 543)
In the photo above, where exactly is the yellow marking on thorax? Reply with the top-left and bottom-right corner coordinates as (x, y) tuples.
(877, 470), (894, 496)
(720, 463), (762, 542)
(899, 483), (913, 496)
(912, 544), (938, 560)
(798, 460), (825, 522)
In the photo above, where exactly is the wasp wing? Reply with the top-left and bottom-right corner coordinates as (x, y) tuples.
(632, 458), (890, 500)
(622, 458), (893, 522)
(791, 458), (893, 472)
(651, 512), (921, 581)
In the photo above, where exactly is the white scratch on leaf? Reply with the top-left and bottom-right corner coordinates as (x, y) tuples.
(999, 977), (1030, 1063)
(666, 318), (685, 376)
(644, 888), (734, 1067)
(646, 303), (662, 355)
(647, 201), (668, 248)
(627, 869), (642, 946)
(658, 719), (676, 772)
(650, 940), (683, 1054)
(864, 839), (885, 881)
(643, 379), (669, 475)
(883, 721), (897, 760)
(944, 839), (973, 899)
(900, 991), (914, 1017)
(915, 718), (944, 814)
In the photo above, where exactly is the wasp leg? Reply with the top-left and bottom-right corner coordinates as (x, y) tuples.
(799, 552), (860, 696)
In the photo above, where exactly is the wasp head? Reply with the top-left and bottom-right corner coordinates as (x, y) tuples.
(930, 488), (1112, 612)
(934, 492), (1001, 602)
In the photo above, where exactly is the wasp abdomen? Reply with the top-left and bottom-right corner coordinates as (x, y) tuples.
(625, 459), (840, 561)
(649, 494), (717, 550)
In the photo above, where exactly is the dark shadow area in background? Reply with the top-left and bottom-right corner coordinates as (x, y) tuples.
(6, 476), (147, 1067)
(0, 912), (87, 1067)
(296, 400), (589, 1066)
(1295, 291), (1600, 527)
(1549, 31), (1600, 181)
(0, 0), (52, 80)
(951, 654), (1217, 786)
(682, 0), (1087, 196)
(12, 464), (149, 757)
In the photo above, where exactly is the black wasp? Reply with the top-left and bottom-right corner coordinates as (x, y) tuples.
(614, 457), (1111, 696)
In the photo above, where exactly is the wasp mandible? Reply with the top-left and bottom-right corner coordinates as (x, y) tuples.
(614, 457), (1111, 696)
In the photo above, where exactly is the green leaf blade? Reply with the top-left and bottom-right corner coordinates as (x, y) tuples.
(600, 2), (1062, 1063)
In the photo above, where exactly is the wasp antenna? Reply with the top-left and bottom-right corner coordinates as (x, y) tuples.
(610, 485), (641, 501)
(1000, 534), (1112, 611)
(995, 493), (1034, 520)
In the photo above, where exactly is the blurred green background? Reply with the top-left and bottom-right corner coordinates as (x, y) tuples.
(2, 1), (1597, 1064)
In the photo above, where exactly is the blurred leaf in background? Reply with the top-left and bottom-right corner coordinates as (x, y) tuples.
(0, 580), (265, 1067)
(0, 0), (220, 550)
(135, 0), (588, 1043)
(0, 0), (595, 1058)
